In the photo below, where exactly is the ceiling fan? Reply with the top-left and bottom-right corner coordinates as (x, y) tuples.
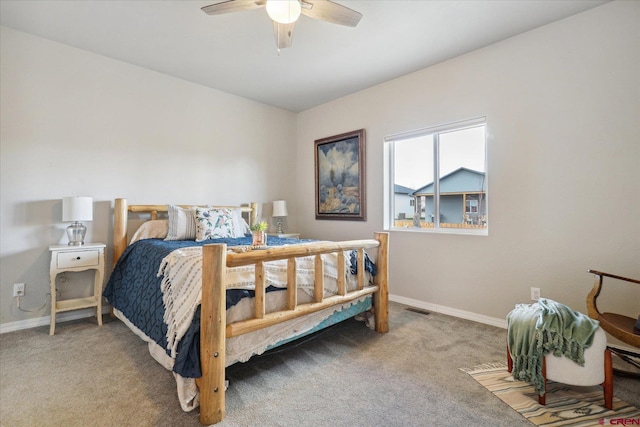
(201, 0), (362, 50)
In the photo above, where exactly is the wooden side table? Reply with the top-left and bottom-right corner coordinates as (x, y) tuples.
(49, 243), (105, 335)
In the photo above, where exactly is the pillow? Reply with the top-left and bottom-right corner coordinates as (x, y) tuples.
(232, 208), (250, 237)
(130, 219), (168, 244)
(164, 205), (197, 241)
(195, 207), (236, 242)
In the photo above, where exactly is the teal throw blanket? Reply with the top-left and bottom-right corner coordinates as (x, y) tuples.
(506, 298), (599, 395)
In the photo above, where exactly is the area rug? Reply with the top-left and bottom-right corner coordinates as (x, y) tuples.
(461, 363), (640, 427)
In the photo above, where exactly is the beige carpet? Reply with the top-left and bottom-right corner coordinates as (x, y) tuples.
(2, 303), (638, 427)
(461, 363), (640, 426)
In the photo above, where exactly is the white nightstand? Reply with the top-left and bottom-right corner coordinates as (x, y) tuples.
(49, 243), (105, 335)
(267, 233), (300, 239)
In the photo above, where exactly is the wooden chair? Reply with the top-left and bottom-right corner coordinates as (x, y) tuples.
(586, 269), (640, 376)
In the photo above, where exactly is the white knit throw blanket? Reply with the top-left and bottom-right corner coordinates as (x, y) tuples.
(158, 246), (362, 359)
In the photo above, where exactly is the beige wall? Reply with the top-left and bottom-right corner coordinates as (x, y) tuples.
(295, 1), (640, 324)
(0, 26), (297, 325)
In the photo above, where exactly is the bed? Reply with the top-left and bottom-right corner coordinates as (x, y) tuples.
(104, 198), (389, 425)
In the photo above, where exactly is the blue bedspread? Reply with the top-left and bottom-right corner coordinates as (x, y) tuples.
(103, 236), (375, 378)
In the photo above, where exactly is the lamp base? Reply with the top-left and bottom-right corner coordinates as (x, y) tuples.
(276, 218), (285, 234)
(66, 221), (87, 246)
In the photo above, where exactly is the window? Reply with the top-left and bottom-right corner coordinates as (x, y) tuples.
(384, 118), (487, 234)
(466, 198), (479, 213)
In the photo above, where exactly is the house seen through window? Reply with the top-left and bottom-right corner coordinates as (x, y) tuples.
(385, 118), (487, 234)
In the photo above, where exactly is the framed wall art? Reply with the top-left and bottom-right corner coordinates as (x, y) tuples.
(314, 129), (366, 221)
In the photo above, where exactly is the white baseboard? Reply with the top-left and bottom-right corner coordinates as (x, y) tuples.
(0, 306), (111, 334)
(3, 296), (637, 355)
(3, 296), (505, 334)
(389, 294), (640, 353)
(390, 294), (508, 329)
(2, 296), (506, 334)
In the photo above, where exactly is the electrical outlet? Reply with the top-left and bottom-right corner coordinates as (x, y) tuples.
(13, 283), (25, 298)
(530, 287), (540, 301)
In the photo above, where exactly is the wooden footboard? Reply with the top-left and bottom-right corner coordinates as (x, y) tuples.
(199, 235), (388, 424)
(111, 198), (388, 425)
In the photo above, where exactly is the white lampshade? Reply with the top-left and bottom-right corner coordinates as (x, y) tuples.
(266, 0), (301, 24)
(273, 200), (288, 217)
(62, 197), (93, 222)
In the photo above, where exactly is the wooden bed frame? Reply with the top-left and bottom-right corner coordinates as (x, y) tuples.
(112, 198), (389, 425)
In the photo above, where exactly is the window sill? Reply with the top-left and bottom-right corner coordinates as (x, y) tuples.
(385, 226), (488, 236)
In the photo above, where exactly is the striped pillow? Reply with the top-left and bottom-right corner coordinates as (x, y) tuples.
(164, 205), (196, 241)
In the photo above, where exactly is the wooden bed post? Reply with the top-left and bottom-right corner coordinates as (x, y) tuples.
(249, 202), (258, 227)
(373, 232), (389, 333)
(113, 198), (128, 267)
(200, 243), (227, 425)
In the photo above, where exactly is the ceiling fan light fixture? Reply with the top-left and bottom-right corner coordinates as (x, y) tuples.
(266, 0), (301, 24)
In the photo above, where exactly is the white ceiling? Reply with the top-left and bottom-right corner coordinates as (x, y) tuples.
(0, 0), (609, 112)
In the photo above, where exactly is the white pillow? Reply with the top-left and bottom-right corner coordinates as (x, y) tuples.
(232, 208), (250, 237)
(195, 207), (236, 242)
(130, 220), (168, 244)
(164, 205), (197, 241)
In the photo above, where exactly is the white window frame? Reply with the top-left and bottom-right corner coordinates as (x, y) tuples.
(383, 117), (488, 235)
(466, 199), (479, 214)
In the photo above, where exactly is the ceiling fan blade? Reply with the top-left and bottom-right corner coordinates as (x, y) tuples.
(273, 21), (296, 50)
(300, 0), (362, 27)
(201, 0), (265, 16)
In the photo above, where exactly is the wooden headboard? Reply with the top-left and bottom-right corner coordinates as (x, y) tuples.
(112, 198), (259, 266)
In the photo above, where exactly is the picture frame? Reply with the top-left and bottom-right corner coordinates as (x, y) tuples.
(314, 129), (366, 221)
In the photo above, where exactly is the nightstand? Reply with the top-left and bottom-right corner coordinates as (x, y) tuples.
(267, 233), (300, 239)
(49, 243), (105, 335)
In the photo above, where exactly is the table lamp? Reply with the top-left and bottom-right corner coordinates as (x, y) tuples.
(272, 200), (288, 234)
(62, 196), (93, 245)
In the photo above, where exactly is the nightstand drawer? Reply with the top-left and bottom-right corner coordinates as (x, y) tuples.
(56, 250), (100, 269)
